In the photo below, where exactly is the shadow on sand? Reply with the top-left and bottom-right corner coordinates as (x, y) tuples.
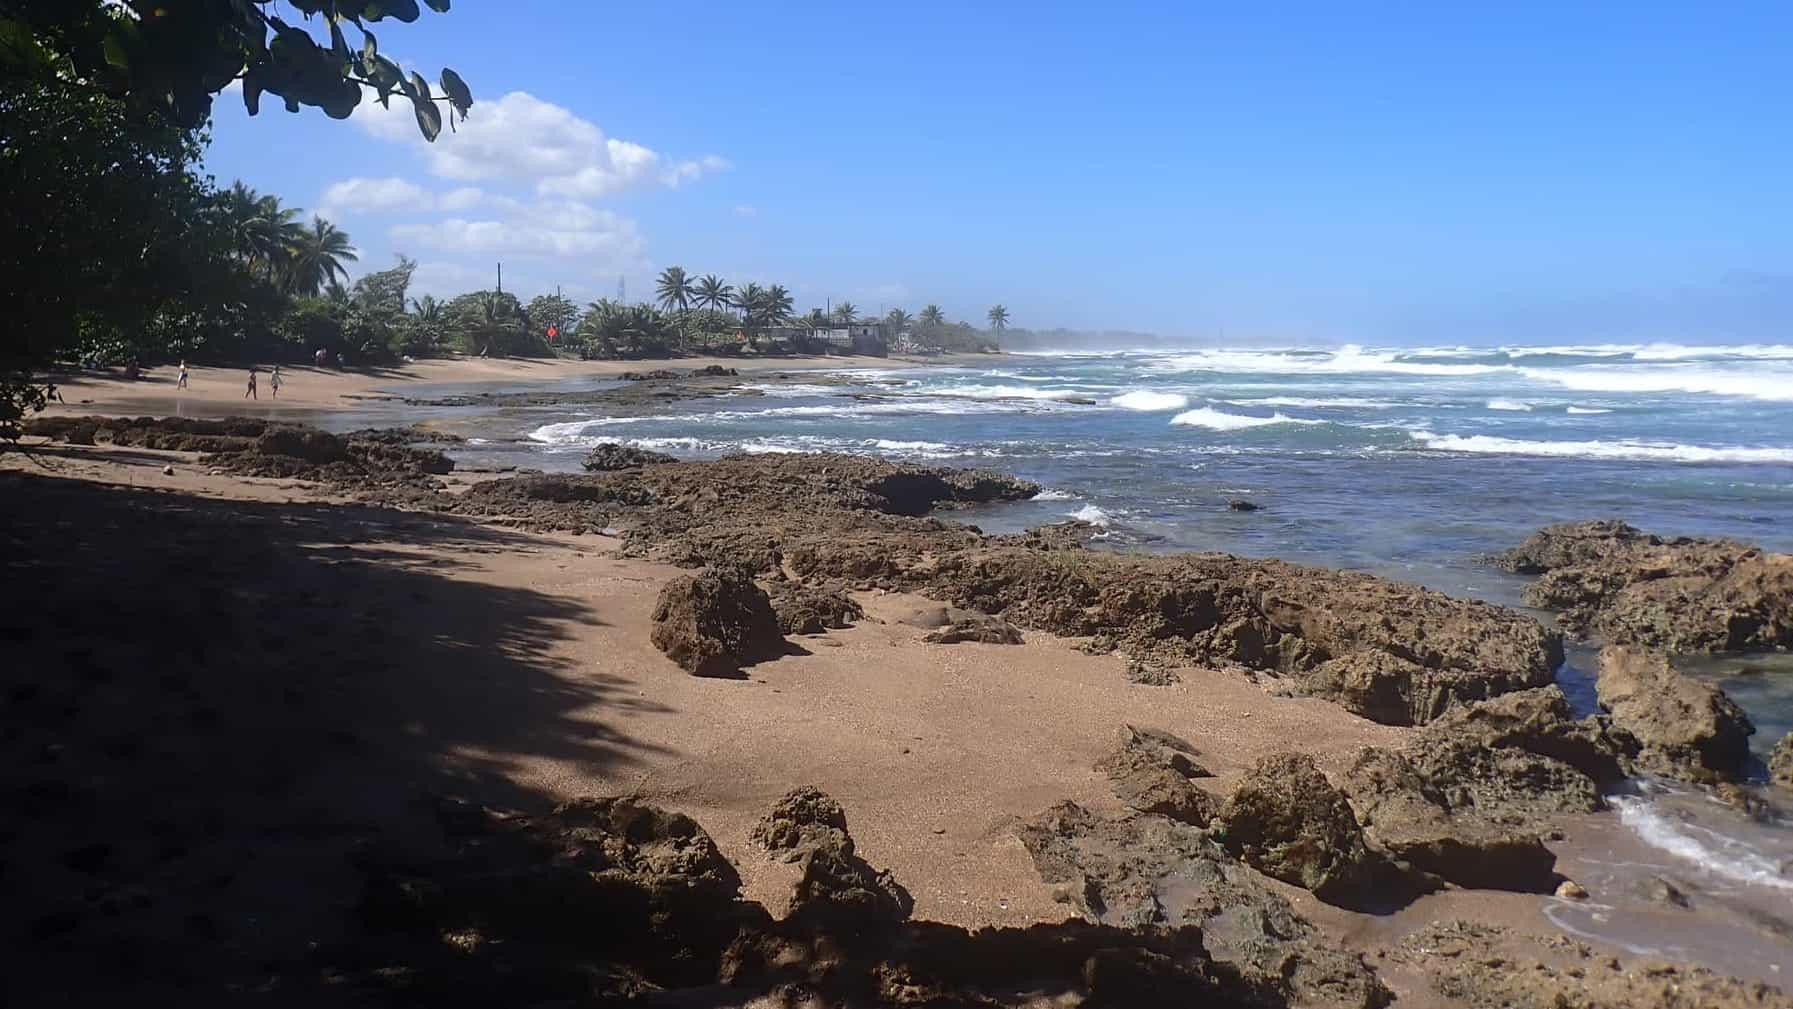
(0, 472), (668, 1002)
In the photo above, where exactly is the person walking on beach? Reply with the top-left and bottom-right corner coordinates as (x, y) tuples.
(177, 360), (189, 389)
(245, 367), (258, 400)
(270, 364), (282, 399)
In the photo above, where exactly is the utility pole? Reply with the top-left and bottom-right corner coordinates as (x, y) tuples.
(496, 261), (503, 295)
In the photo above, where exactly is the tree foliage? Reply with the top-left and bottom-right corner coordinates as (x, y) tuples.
(0, 0), (472, 140)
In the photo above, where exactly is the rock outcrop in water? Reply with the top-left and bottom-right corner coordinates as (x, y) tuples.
(1493, 520), (1793, 653)
(1340, 686), (1637, 892)
(1597, 646), (1755, 782)
(1771, 733), (1793, 791)
(581, 442), (676, 471)
(649, 566), (786, 676)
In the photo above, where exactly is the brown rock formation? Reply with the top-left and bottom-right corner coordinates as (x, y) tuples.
(1018, 801), (1391, 1009)
(1597, 646), (1755, 782)
(1494, 520), (1793, 653)
(1095, 725), (1218, 825)
(1212, 753), (1385, 903)
(649, 566), (785, 676)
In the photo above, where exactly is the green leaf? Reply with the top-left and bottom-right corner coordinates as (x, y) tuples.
(328, 18), (349, 62)
(411, 93), (441, 140)
(102, 33), (131, 70)
(361, 27), (378, 63)
(0, 17), (51, 71)
(408, 70), (431, 102)
(424, 0), (451, 11)
(439, 67), (471, 114)
(363, 0), (422, 23)
(243, 73), (263, 115)
(321, 78), (362, 119)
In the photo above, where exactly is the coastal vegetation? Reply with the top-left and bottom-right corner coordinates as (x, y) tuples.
(0, 0), (468, 435)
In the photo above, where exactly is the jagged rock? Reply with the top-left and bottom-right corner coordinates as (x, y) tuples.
(1772, 732), (1793, 791)
(689, 364), (737, 377)
(1494, 520), (1793, 653)
(1125, 657), (1181, 686)
(581, 442), (677, 471)
(765, 581), (863, 635)
(789, 845), (914, 928)
(750, 786), (852, 863)
(649, 567), (785, 676)
(1390, 920), (1791, 1009)
(1598, 647), (1754, 782)
(1213, 753), (1382, 903)
(1227, 499), (1260, 512)
(1095, 725), (1217, 825)
(921, 612), (1024, 645)
(1343, 747), (1559, 892)
(1414, 685), (1636, 786)
(1018, 801), (1391, 1009)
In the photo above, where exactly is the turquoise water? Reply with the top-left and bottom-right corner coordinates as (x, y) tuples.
(518, 343), (1793, 592)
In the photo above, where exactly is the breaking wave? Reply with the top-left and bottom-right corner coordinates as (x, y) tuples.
(1169, 408), (1323, 431)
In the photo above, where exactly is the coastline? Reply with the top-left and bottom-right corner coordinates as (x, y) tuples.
(7, 386), (1791, 1005)
(39, 352), (1003, 418)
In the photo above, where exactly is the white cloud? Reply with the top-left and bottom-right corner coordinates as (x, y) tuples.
(390, 200), (643, 261)
(321, 176), (435, 215)
(355, 89), (729, 198)
(438, 186), (485, 211)
(734, 204), (759, 218)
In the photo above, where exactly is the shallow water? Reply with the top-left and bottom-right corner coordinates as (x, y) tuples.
(453, 342), (1793, 965)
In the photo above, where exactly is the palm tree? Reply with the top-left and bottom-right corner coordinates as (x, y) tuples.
(411, 294), (442, 322)
(833, 302), (858, 325)
(885, 308), (913, 332)
(287, 217), (358, 296)
(764, 284), (794, 326)
(987, 304), (1010, 334)
(225, 184), (304, 282)
(695, 274), (732, 313)
(800, 308), (829, 329)
(918, 304), (945, 329)
(654, 266), (694, 313)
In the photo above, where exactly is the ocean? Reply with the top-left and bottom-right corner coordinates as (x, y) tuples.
(486, 341), (1793, 967)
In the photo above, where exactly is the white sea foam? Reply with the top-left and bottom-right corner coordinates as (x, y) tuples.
(1169, 408), (1322, 431)
(1612, 796), (1793, 891)
(1110, 390), (1190, 411)
(1412, 431), (1793, 464)
(1566, 406), (1613, 415)
(1033, 488), (1076, 501)
(1225, 396), (1400, 409)
(1486, 398), (1533, 411)
(1069, 504), (1112, 526)
(1519, 365), (1793, 401)
(1629, 342), (1793, 361)
(932, 384), (1093, 402)
(1151, 344), (1510, 377)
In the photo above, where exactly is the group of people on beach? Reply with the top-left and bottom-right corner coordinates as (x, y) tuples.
(171, 360), (282, 399)
(243, 365), (280, 400)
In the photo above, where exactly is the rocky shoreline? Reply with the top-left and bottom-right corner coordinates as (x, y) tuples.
(14, 415), (1793, 1007)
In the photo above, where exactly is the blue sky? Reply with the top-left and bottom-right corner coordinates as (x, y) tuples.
(203, 2), (1793, 343)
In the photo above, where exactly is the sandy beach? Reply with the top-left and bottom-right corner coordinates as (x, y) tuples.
(41, 353), (988, 418)
(6, 371), (1790, 1007)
